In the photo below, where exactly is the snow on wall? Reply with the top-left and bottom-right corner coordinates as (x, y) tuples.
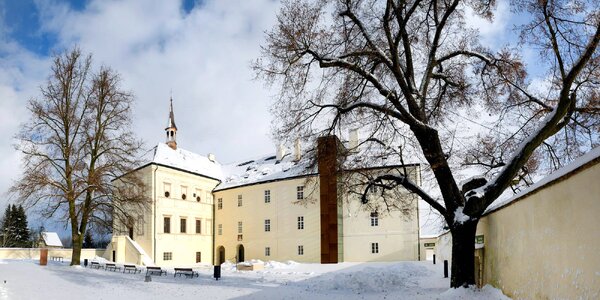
(485, 146), (600, 214)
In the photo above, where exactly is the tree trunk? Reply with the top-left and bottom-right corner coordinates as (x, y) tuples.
(450, 219), (479, 288)
(71, 233), (82, 266)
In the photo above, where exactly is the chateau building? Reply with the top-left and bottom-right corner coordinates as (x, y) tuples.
(108, 100), (422, 266)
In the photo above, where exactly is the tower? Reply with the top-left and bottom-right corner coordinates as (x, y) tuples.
(165, 97), (177, 150)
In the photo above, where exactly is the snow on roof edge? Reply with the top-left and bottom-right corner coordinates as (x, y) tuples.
(484, 147), (600, 215)
(42, 232), (63, 247)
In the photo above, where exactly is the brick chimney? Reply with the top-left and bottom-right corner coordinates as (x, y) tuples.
(317, 135), (344, 264)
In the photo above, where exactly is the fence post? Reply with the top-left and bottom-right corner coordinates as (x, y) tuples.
(433, 254), (436, 264)
(443, 260), (448, 278)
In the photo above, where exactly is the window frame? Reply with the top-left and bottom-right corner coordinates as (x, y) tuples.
(296, 186), (304, 200)
(297, 216), (304, 230)
(217, 198), (223, 210)
(298, 245), (304, 255)
(163, 216), (171, 234)
(371, 242), (379, 254)
(180, 218), (187, 233)
(237, 194), (243, 207)
(370, 212), (379, 227)
(265, 247), (271, 256)
(195, 219), (202, 234)
(264, 219), (271, 232)
(264, 190), (271, 203)
(163, 252), (173, 261)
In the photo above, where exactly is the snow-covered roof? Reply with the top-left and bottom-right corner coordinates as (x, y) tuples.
(215, 152), (315, 191)
(145, 143), (223, 180)
(485, 147), (600, 214)
(42, 232), (63, 247)
(142, 138), (417, 192)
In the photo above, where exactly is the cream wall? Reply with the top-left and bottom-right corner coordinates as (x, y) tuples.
(213, 177), (321, 264)
(153, 165), (219, 267)
(113, 164), (219, 267)
(419, 237), (437, 261)
(0, 248), (104, 261)
(342, 196), (419, 262)
(342, 166), (421, 262)
(480, 161), (600, 299)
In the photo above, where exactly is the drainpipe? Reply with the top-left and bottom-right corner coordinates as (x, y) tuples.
(153, 165), (158, 264)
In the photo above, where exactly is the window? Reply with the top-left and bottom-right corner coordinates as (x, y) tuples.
(370, 212), (379, 227)
(180, 218), (187, 233)
(371, 242), (379, 254)
(181, 186), (187, 200)
(218, 224), (222, 235)
(297, 216), (304, 230)
(137, 215), (144, 235)
(163, 217), (171, 233)
(296, 186), (304, 200)
(196, 252), (202, 263)
(164, 183), (171, 198)
(265, 247), (271, 256)
(264, 190), (271, 203)
(163, 252), (172, 260)
(298, 245), (304, 255)
(238, 221), (243, 234)
(238, 194), (243, 207)
(264, 219), (271, 232)
(195, 189), (202, 202)
(217, 198), (223, 210)
(196, 219), (201, 234)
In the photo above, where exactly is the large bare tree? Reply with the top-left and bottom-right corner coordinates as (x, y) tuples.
(11, 48), (148, 265)
(255, 0), (600, 287)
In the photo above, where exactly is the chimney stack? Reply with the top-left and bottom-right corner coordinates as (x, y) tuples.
(294, 139), (302, 161)
(276, 143), (286, 161)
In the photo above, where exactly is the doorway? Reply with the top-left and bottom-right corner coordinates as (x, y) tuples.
(237, 244), (245, 263)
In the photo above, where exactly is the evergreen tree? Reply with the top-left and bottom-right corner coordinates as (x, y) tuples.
(14, 205), (30, 247)
(83, 231), (94, 248)
(0, 205), (31, 247)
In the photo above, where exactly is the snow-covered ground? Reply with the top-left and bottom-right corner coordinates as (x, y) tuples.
(0, 259), (510, 299)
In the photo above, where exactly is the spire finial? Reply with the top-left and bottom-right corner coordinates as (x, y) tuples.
(165, 95), (177, 150)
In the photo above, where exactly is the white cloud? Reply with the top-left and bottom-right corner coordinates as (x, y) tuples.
(34, 0), (281, 162)
(463, 0), (511, 49)
(0, 0), (281, 214)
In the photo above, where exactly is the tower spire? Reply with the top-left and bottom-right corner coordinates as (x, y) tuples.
(165, 97), (178, 150)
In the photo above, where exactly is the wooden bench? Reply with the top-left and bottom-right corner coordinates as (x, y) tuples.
(146, 266), (167, 276)
(90, 262), (103, 269)
(174, 268), (199, 278)
(123, 264), (141, 274)
(50, 256), (64, 262)
(105, 263), (121, 272)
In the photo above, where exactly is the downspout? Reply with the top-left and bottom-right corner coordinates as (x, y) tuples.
(415, 165), (422, 261)
(153, 165), (158, 263)
(212, 190), (215, 265)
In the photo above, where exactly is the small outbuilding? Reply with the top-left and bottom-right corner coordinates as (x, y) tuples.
(39, 232), (63, 248)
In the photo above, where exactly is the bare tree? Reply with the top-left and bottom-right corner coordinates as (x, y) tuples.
(11, 48), (148, 265)
(255, 0), (600, 287)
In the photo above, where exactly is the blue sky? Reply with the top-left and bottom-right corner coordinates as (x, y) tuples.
(1, 0), (201, 55)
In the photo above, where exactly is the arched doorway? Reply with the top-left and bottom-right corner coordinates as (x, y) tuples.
(237, 244), (245, 263)
(217, 246), (225, 265)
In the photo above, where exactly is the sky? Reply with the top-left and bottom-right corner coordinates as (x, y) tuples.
(0, 0), (522, 235)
